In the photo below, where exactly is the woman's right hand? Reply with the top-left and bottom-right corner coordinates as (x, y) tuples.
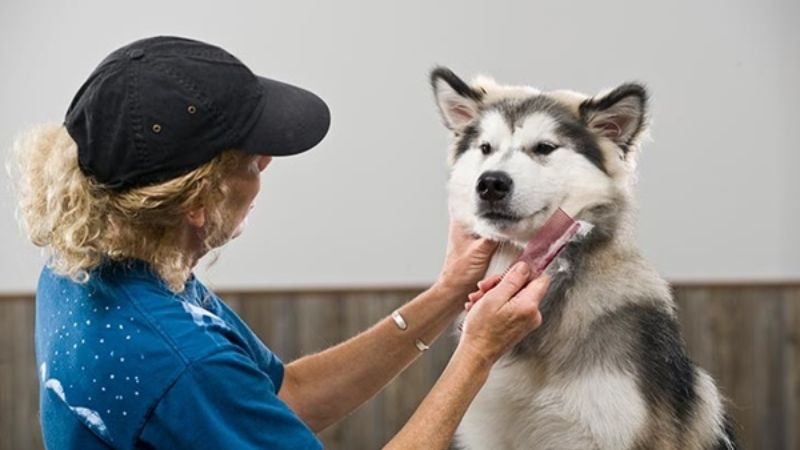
(384, 262), (549, 450)
(457, 261), (549, 365)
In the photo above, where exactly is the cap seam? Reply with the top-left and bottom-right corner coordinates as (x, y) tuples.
(128, 61), (150, 180)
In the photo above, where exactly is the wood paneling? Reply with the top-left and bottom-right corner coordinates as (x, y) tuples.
(1, 285), (798, 450)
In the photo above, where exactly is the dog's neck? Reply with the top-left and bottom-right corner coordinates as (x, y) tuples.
(485, 242), (525, 277)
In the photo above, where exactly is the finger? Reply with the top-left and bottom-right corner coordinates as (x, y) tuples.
(477, 275), (502, 292)
(482, 262), (531, 305)
(532, 310), (543, 328)
(508, 274), (551, 311)
(467, 291), (481, 302)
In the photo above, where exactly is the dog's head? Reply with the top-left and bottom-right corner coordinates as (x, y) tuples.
(431, 67), (648, 244)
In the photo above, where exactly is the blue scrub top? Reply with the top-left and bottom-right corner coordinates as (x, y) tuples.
(35, 259), (322, 449)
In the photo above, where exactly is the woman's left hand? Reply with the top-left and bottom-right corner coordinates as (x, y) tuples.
(435, 220), (498, 301)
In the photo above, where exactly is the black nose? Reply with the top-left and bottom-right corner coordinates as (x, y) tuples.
(476, 171), (513, 202)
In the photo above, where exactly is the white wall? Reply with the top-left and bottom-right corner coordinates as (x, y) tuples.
(1, 0), (798, 293)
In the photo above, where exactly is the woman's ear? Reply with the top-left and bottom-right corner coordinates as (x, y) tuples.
(186, 207), (206, 228)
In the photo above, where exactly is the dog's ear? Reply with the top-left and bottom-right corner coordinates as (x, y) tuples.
(580, 83), (648, 150)
(430, 67), (484, 130)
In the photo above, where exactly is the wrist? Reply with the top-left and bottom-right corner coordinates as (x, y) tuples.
(451, 343), (493, 381)
(430, 277), (471, 306)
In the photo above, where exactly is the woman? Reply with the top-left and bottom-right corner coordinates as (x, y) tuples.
(12, 36), (548, 449)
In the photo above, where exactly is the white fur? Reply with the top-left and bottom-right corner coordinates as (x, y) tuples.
(447, 111), (613, 244)
(459, 362), (647, 450)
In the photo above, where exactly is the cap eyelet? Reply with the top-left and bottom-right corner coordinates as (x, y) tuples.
(151, 123), (162, 133)
(187, 105), (197, 114)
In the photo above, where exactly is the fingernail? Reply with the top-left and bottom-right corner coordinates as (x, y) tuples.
(513, 262), (530, 275)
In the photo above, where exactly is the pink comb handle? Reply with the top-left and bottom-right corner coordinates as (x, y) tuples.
(507, 208), (579, 280)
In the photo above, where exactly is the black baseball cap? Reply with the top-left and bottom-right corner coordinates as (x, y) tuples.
(65, 36), (330, 191)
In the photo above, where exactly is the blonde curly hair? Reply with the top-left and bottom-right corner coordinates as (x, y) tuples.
(10, 122), (254, 292)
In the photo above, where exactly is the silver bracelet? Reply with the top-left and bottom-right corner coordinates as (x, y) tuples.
(391, 310), (408, 330)
(392, 310), (429, 352)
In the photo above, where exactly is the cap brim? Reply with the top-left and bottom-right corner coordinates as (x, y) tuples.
(238, 77), (330, 156)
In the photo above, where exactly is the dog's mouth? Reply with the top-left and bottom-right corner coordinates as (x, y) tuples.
(479, 205), (549, 226)
(480, 211), (523, 223)
(477, 206), (549, 241)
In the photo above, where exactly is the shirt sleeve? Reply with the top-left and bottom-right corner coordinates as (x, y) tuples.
(137, 348), (322, 450)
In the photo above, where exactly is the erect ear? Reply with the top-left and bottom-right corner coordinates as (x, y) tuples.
(580, 83), (648, 150)
(430, 67), (484, 130)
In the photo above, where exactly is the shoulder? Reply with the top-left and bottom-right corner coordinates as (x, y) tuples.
(36, 262), (286, 448)
(137, 348), (321, 450)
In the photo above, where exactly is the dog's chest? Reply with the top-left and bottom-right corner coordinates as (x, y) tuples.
(457, 358), (648, 450)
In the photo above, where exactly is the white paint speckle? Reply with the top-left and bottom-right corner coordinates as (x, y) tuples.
(45, 377), (109, 439)
(182, 301), (227, 329)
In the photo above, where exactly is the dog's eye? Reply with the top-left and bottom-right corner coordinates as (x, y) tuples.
(479, 142), (493, 155)
(533, 142), (559, 155)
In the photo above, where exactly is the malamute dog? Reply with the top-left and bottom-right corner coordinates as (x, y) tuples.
(430, 67), (738, 450)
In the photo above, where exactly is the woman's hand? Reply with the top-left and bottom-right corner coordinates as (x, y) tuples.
(435, 220), (498, 301)
(384, 262), (549, 450)
(458, 262), (549, 365)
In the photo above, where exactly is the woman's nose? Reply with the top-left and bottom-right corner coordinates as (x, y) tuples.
(258, 156), (272, 172)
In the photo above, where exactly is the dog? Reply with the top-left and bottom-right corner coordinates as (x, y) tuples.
(430, 67), (738, 450)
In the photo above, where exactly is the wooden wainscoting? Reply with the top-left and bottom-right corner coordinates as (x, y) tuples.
(1, 284), (798, 450)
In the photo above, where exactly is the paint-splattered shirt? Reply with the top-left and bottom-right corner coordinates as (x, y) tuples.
(35, 259), (322, 449)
